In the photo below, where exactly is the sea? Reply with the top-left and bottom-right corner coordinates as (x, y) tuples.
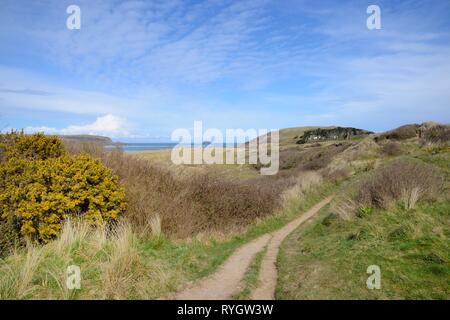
(105, 143), (177, 153)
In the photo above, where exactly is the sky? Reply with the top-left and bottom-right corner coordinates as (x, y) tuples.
(0, 0), (449, 142)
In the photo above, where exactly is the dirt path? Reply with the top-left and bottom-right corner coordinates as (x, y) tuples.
(250, 196), (333, 300)
(172, 196), (332, 300)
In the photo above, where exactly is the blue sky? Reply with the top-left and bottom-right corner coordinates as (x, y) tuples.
(1, 0), (449, 142)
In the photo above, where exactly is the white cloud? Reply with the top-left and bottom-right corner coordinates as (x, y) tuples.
(25, 114), (130, 137)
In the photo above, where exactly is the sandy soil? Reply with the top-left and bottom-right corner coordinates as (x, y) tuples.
(171, 196), (333, 300)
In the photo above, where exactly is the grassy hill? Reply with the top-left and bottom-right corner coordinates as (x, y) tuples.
(276, 124), (450, 300)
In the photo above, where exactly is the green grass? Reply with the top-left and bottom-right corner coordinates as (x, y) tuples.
(276, 200), (450, 300)
(276, 147), (450, 300)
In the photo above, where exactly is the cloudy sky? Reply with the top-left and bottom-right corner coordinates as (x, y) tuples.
(1, 0), (449, 141)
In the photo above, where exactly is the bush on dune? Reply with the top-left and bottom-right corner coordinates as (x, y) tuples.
(330, 158), (445, 220)
(0, 131), (65, 160)
(381, 141), (402, 156)
(99, 147), (279, 238)
(0, 132), (126, 246)
(421, 124), (450, 145)
(376, 124), (419, 142)
(355, 159), (444, 210)
(65, 140), (282, 238)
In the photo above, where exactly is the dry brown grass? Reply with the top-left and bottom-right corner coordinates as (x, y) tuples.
(278, 142), (352, 171)
(381, 141), (402, 156)
(421, 124), (450, 145)
(0, 219), (179, 299)
(281, 171), (323, 207)
(329, 158), (445, 220)
(64, 141), (281, 238)
(377, 124), (419, 141)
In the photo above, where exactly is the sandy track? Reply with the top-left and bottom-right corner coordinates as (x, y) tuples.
(251, 196), (333, 300)
(173, 234), (271, 300)
(171, 196), (332, 300)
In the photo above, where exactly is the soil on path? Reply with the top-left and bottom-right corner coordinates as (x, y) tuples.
(171, 196), (333, 300)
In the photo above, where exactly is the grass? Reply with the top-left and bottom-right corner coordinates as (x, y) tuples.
(232, 247), (267, 300)
(276, 148), (450, 300)
(132, 147), (259, 180)
(277, 200), (450, 300)
(3, 124), (447, 299)
(0, 182), (335, 299)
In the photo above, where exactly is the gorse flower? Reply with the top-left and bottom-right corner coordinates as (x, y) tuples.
(0, 131), (126, 243)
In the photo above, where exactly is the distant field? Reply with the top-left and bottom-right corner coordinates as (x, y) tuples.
(131, 147), (260, 179)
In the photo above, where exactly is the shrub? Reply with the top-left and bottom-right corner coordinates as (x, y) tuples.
(0, 133), (126, 243)
(66, 144), (281, 238)
(278, 143), (351, 171)
(381, 142), (402, 156)
(281, 171), (323, 206)
(355, 159), (443, 210)
(0, 217), (23, 257)
(321, 166), (351, 183)
(0, 131), (64, 161)
(421, 125), (450, 145)
(378, 124), (419, 141)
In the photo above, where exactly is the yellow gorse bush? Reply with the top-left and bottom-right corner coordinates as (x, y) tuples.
(0, 131), (65, 160)
(0, 131), (126, 243)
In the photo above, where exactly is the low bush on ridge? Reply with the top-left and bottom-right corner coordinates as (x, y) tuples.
(381, 141), (402, 156)
(331, 158), (445, 219)
(356, 159), (444, 210)
(421, 124), (450, 145)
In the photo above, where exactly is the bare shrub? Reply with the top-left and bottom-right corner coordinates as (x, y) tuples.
(321, 166), (351, 183)
(63, 140), (106, 157)
(381, 142), (402, 156)
(356, 159), (444, 210)
(278, 143), (351, 172)
(0, 218), (23, 258)
(377, 124), (419, 141)
(421, 125), (450, 145)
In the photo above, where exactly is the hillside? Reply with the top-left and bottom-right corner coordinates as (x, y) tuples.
(276, 122), (450, 300)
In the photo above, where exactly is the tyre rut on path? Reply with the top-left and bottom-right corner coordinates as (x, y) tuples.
(171, 196), (333, 300)
(251, 196), (333, 300)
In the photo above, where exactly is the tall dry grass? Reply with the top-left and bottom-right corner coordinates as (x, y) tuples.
(356, 159), (443, 210)
(281, 171), (323, 207)
(330, 159), (445, 220)
(421, 124), (450, 145)
(0, 219), (178, 299)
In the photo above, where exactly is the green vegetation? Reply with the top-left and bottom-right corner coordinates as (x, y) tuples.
(1, 122), (448, 299)
(0, 132), (126, 246)
(0, 180), (333, 299)
(296, 127), (373, 144)
(277, 146), (450, 300)
(233, 247), (267, 300)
